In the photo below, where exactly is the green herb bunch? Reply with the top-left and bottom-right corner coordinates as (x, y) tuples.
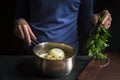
(85, 16), (111, 60)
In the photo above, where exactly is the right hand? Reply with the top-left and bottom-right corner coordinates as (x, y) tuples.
(14, 18), (37, 46)
(92, 10), (112, 29)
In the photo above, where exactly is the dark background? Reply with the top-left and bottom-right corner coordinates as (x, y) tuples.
(0, 0), (120, 55)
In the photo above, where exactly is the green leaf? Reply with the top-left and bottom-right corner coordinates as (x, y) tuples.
(84, 16), (111, 60)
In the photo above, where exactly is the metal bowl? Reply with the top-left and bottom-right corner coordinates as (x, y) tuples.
(33, 42), (76, 77)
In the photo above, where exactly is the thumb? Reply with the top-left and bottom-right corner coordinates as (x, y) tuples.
(91, 14), (99, 26)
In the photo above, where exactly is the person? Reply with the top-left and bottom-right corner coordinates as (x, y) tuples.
(13, 0), (112, 54)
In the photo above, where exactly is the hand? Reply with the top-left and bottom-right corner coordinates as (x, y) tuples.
(14, 18), (37, 46)
(92, 10), (112, 29)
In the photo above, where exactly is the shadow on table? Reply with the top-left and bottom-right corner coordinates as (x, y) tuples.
(15, 60), (59, 80)
(15, 56), (90, 80)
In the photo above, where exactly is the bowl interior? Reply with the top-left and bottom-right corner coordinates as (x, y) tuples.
(33, 42), (76, 59)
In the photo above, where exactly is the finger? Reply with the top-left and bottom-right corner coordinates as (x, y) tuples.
(18, 25), (25, 39)
(109, 15), (112, 22)
(106, 21), (111, 29)
(28, 27), (37, 40)
(101, 19), (111, 29)
(91, 15), (98, 26)
(14, 24), (25, 39)
(102, 14), (110, 24)
(102, 15), (112, 29)
(101, 10), (111, 24)
(22, 24), (31, 46)
(105, 23), (111, 29)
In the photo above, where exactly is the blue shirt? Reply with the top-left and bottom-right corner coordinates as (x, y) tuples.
(15, 0), (94, 53)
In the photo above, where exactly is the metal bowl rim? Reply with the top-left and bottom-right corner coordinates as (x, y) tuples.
(33, 42), (76, 61)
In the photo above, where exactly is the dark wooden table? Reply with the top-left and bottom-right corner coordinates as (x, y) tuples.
(78, 52), (120, 80)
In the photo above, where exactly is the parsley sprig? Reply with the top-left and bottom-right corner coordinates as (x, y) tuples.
(85, 16), (111, 60)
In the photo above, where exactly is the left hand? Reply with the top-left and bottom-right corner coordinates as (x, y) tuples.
(92, 10), (112, 29)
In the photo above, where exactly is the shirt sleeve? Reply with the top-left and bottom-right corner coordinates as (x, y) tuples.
(15, 0), (29, 21)
(77, 0), (94, 35)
